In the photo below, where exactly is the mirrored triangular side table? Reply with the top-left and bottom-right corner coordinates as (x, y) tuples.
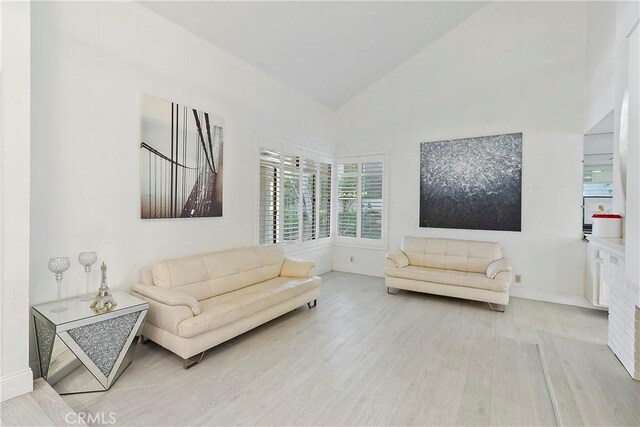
(32, 291), (148, 394)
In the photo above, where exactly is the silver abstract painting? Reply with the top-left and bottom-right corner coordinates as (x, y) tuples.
(141, 94), (224, 219)
(420, 133), (522, 231)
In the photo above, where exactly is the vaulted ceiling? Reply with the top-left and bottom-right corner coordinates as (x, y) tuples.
(142, 1), (488, 110)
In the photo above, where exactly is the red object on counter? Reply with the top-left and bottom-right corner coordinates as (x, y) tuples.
(592, 213), (622, 219)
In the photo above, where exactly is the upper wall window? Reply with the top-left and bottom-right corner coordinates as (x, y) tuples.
(582, 131), (613, 233)
(336, 154), (386, 248)
(258, 141), (332, 246)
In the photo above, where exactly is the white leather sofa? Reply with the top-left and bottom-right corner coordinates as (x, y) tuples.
(385, 237), (512, 310)
(132, 245), (320, 367)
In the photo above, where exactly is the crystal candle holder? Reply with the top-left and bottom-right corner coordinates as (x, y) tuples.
(48, 257), (71, 313)
(78, 251), (98, 301)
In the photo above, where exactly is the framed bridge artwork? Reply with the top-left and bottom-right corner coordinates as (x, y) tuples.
(140, 94), (224, 219)
(419, 133), (522, 232)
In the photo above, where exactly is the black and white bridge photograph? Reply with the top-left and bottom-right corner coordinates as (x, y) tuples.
(140, 94), (224, 219)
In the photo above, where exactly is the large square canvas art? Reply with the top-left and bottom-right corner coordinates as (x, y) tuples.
(420, 133), (522, 231)
(140, 94), (223, 219)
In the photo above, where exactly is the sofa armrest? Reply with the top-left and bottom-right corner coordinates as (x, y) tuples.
(281, 257), (316, 278)
(386, 251), (409, 268)
(494, 271), (513, 287)
(132, 283), (201, 315)
(132, 292), (195, 336)
(486, 258), (512, 279)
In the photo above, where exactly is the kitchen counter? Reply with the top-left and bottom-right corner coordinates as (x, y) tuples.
(583, 235), (625, 257)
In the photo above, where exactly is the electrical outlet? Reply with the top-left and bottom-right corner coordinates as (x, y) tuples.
(514, 274), (522, 284)
(349, 256), (354, 263)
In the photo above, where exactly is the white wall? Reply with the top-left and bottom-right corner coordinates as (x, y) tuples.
(584, 1), (639, 290)
(629, 24), (639, 302)
(612, 2), (640, 290)
(29, 1), (335, 370)
(626, 17), (639, 301)
(334, 1), (589, 306)
(584, 1), (617, 133)
(0, 1), (33, 401)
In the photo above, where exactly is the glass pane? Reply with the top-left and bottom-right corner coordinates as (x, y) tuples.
(361, 199), (382, 239)
(318, 163), (331, 238)
(337, 162), (358, 237)
(338, 199), (357, 237)
(338, 176), (358, 199)
(302, 159), (317, 241)
(362, 161), (383, 174)
(583, 162), (613, 196)
(259, 164), (280, 245)
(338, 163), (358, 175)
(361, 162), (383, 239)
(283, 155), (300, 243)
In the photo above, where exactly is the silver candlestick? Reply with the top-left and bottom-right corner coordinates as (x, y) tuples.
(78, 251), (97, 301)
(48, 257), (71, 313)
(90, 262), (117, 313)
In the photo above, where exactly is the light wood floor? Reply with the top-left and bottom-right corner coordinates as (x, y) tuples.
(1, 379), (86, 427)
(4, 272), (639, 426)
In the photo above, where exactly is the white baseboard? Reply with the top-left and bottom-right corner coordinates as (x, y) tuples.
(0, 368), (33, 402)
(333, 264), (384, 278)
(509, 287), (598, 309)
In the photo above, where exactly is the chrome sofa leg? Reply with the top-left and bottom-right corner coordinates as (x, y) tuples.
(307, 299), (317, 309)
(387, 287), (399, 294)
(139, 335), (150, 344)
(183, 351), (205, 369)
(488, 303), (506, 313)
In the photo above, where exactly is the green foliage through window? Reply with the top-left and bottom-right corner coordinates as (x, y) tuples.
(337, 160), (383, 240)
(259, 148), (331, 245)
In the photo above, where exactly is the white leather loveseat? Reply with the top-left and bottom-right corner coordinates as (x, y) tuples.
(132, 245), (320, 367)
(385, 237), (512, 311)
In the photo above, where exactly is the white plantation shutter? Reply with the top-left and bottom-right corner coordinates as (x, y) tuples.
(282, 154), (300, 243)
(259, 150), (280, 245)
(361, 162), (383, 239)
(337, 163), (358, 237)
(336, 156), (385, 244)
(258, 141), (333, 246)
(318, 162), (331, 238)
(302, 158), (317, 241)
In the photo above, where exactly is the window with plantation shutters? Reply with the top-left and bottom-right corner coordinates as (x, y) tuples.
(336, 155), (386, 246)
(361, 162), (383, 239)
(259, 150), (280, 245)
(337, 163), (358, 237)
(258, 142), (332, 246)
(282, 154), (300, 242)
(302, 159), (317, 241)
(318, 162), (331, 239)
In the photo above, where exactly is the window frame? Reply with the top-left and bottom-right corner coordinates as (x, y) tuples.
(256, 135), (334, 251)
(335, 152), (388, 250)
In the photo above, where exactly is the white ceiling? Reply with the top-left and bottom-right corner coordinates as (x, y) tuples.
(141, 1), (488, 110)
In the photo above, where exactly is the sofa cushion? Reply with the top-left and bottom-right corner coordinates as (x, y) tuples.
(462, 271), (510, 293)
(385, 265), (466, 287)
(177, 276), (320, 338)
(385, 265), (509, 293)
(151, 245), (285, 301)
(400, 237), (502, 273)
(281, 257), (316, 278)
